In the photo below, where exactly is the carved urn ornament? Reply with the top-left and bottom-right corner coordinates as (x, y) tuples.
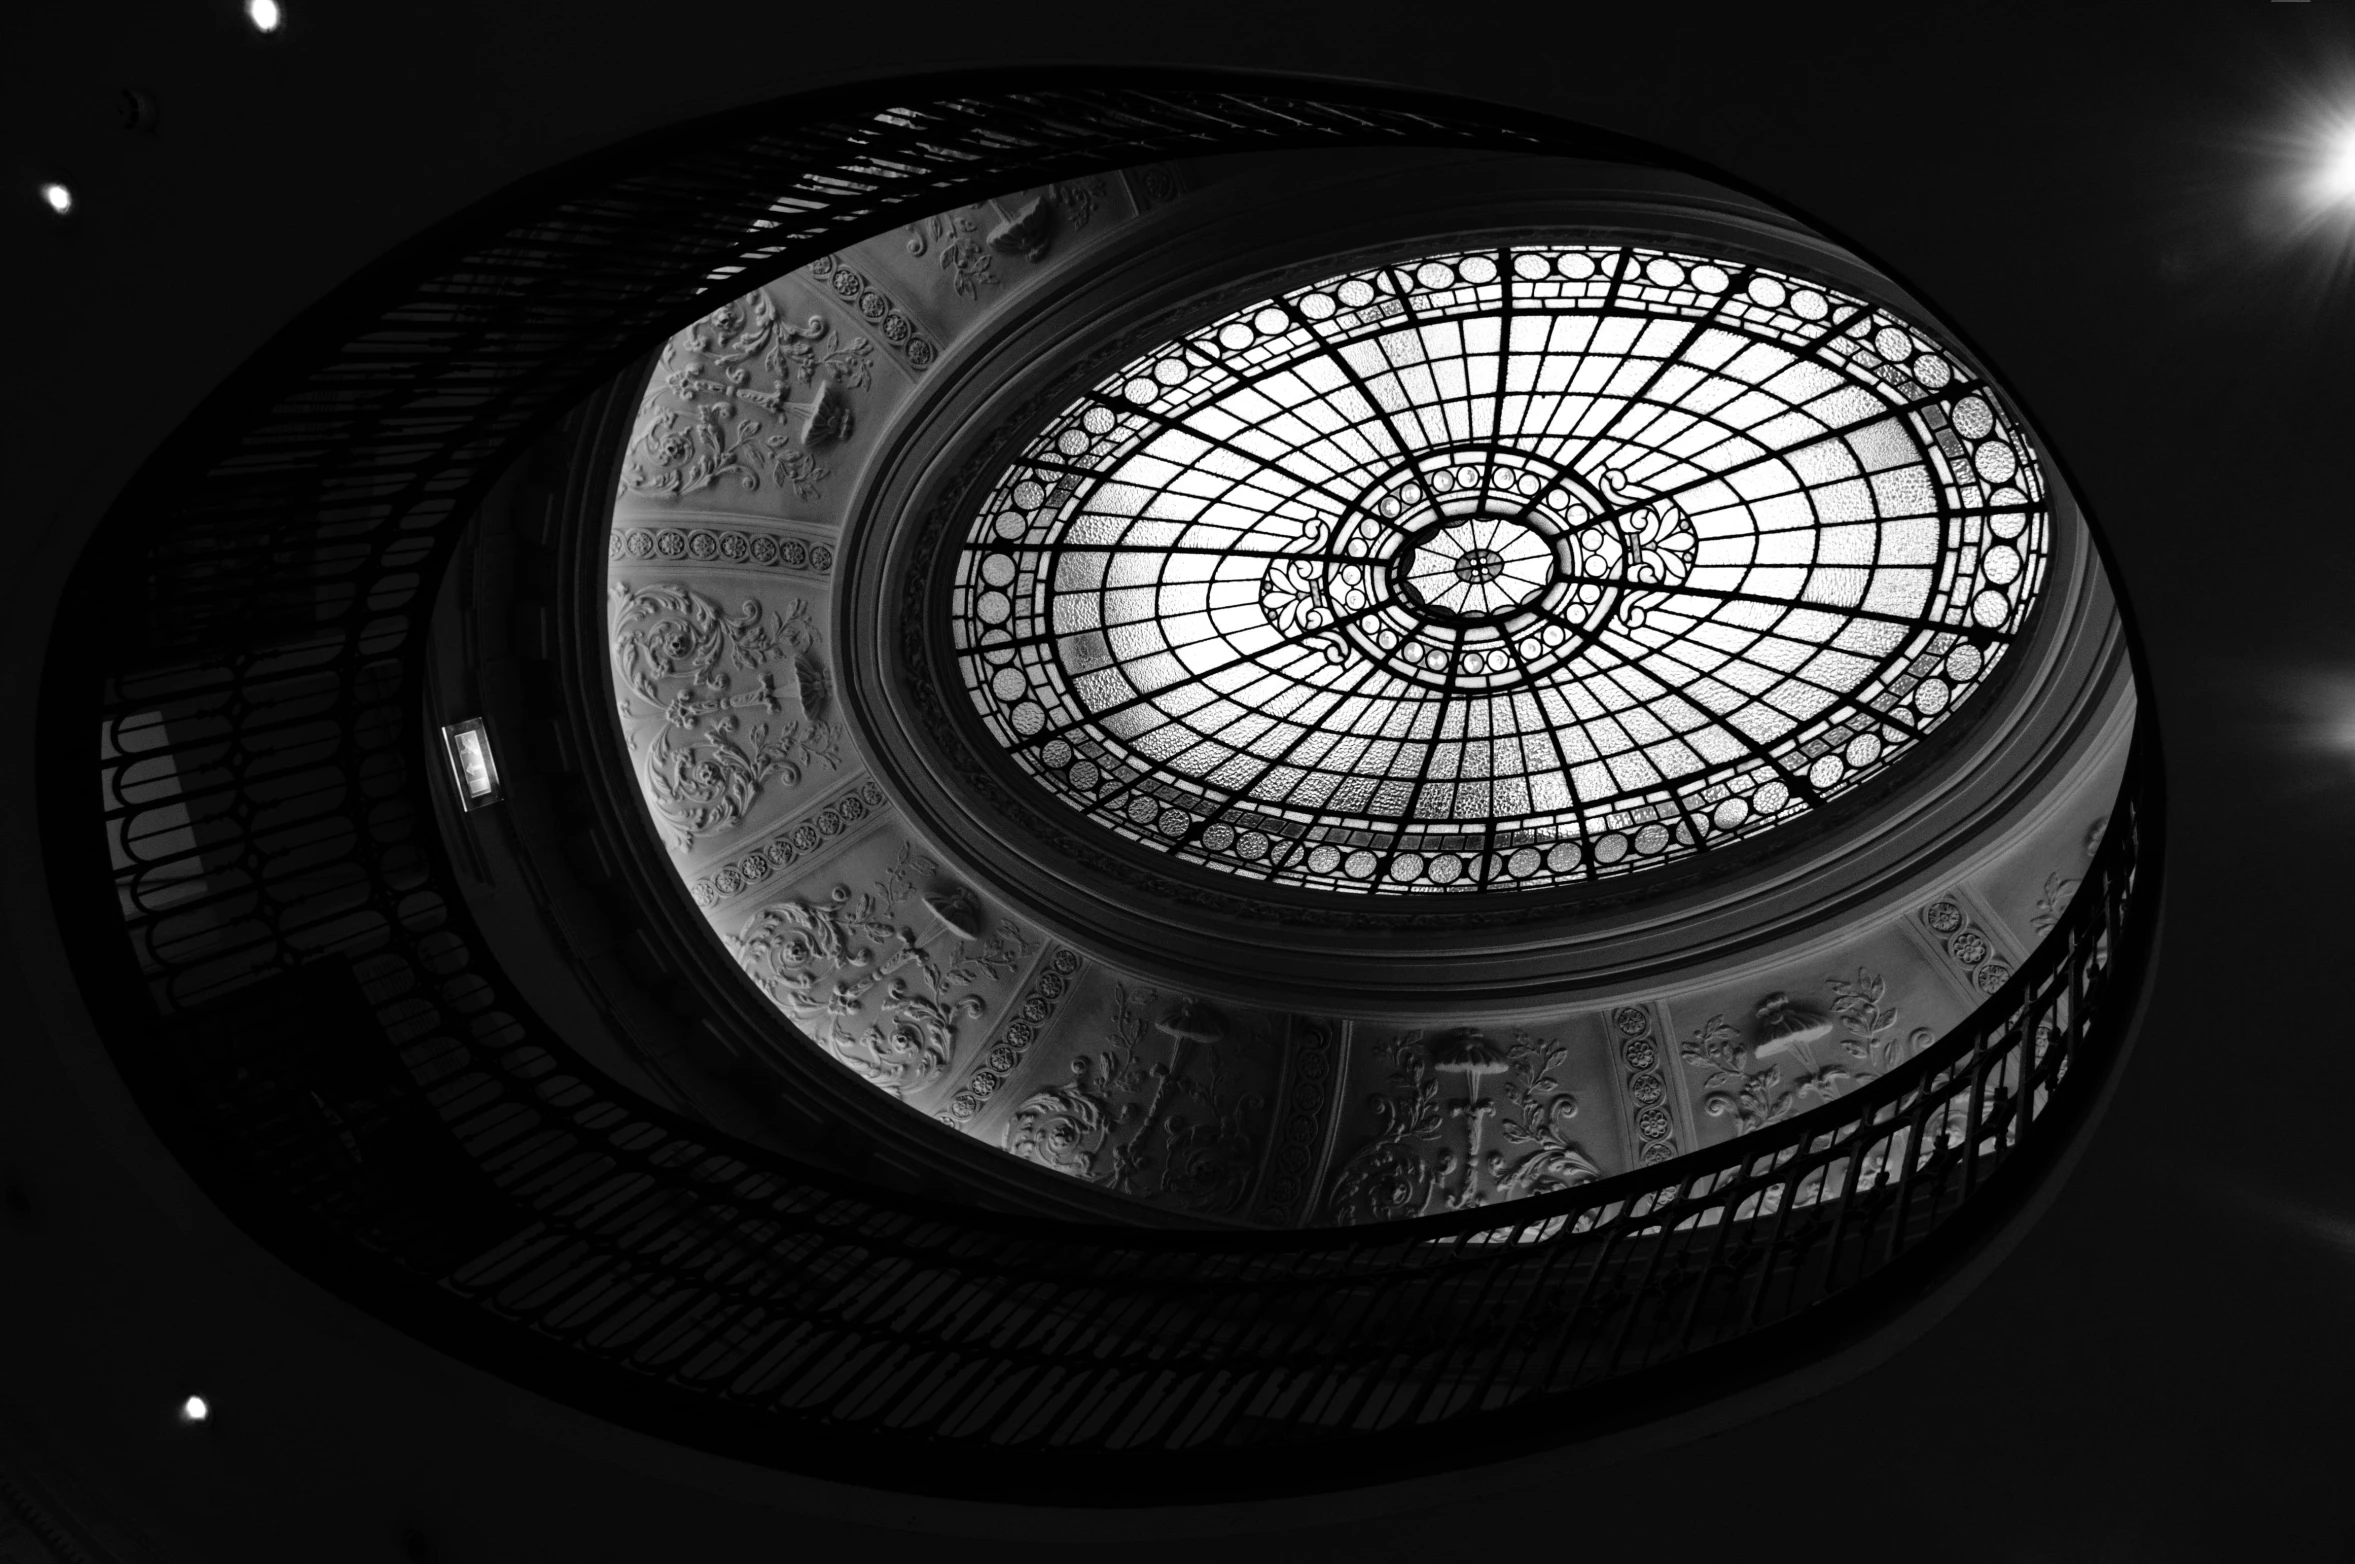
(1427, 1027), (1509, 1080)
(923, 882), (984, 941)
(1154, 996), (1228, 1057)
(985, 194), (1055, 263)
(1752, 992), (1837, 1079)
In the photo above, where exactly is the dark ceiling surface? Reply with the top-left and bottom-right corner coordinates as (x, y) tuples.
(5, 2), (2352, 1559)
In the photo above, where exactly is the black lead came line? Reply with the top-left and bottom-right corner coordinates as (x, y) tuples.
(1057, 262), (1911, 543)
(962, 254), (2037, 869)
(1027, 265), (2024, 573)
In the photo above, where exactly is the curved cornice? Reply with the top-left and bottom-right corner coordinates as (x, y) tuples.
(836, 149), (2126, 1016)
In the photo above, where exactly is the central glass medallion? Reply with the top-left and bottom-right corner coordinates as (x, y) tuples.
(950, 241), (2050, 895)
(1407, 514), (1552, 618)
(1286, 447), (1700, 697)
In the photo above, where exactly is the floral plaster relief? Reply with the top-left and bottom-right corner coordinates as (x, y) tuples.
(1325, 1025), (1607, 1224)
(728, 835), (1039, 1100)
(1673, 947), (1961, 1143)
(609, 582), (842, 854)
(893, 178), (1126, 316)
(1002, 980), (1272, 1219)
(618, 286), (875, 513)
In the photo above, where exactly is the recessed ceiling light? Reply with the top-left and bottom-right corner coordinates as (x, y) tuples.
(177, 1394), (210, 1424)
(38, 182), (73, 216)
(439, 718), (504, 810)
(244, 0), (282, 33)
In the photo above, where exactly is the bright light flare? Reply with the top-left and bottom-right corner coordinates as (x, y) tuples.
(177, 1394), (209, 1424)
(2322, 124), (2355, 201)
(38, 182), (72, 216)
(244, 0), (282, 32)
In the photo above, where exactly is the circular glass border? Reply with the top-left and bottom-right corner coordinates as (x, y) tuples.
(949, 239), (2050, 896)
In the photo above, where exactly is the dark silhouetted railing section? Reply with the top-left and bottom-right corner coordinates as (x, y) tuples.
(53, 76), (2157, 1499)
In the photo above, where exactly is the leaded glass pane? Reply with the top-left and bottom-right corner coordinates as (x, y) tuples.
(952, 242), (2050, 894)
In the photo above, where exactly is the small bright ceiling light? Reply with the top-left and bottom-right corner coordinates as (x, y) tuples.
(177, 1394), (209, 1424)
(38, 182), (73, 216)
(244, 0), (282, 32)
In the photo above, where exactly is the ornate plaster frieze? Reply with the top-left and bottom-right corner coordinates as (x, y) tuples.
(610, 519), (837, 578)
(1250, 1016), (1345, 1227)
(2030, 815), (2109, 936)
(618, 288), (877, 506)
(936, 943), (1083, 1128)
(1674, 967), (1936, 1144)
(1000, 982), (1273, 1220)
(1323, 1024), (1605, 1224)
(609, 581), (843, 854)
(1610, 1004), (1680, 1166)
(591, 161), (2131, 1228)
(689, 775), (890, 909)
(808, 252), (941, 373)
(1120, 161), (1187, 213)
(887, 176), (1143, 319)
(1917, 893), (2022, 1000)
(729, 840), (1038, 1098)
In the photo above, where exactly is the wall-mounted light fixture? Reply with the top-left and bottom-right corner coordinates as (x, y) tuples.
(439, 718), (503, 811)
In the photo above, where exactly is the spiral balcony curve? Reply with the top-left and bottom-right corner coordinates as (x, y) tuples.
(40, 70), (2163, 1504)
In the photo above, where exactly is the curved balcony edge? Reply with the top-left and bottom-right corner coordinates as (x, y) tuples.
(34, 68), (2166, 1508)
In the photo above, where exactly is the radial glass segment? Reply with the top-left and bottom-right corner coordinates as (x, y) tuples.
(950, 242), (2050, 894)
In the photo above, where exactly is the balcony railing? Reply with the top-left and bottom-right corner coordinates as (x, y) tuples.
(45, 71), (2161, 1502)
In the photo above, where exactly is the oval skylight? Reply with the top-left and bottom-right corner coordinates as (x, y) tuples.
(951, 241), (2049, 895)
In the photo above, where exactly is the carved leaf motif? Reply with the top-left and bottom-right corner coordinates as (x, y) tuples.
(622, 290), (868, 499)
(1680, 1014), (1792, 1135)
(622, 405), (829, 500)
(1826, 968), (1907, 1086)
(1327, 1027), (1599, 1222)
(612, 587), (837, 847)
(1828, 968), (1894, 1036)
(771, 313), (876, 390)
(730, 854), (1015, 1099)
(642, 719), (829, 848)
(1678, 1014), (1744, 1089)
(915, 211), (999, 300)
(2031, 870), (2081, 935)
(1006, 1080), (1108, 1178)
(1006, 986), (1264, 1215)
(939, 914), (1037, 992)
(1052, 177), (1105, 232)
(611, 586), (816, 706)
(833, 982), (984, 1095)
(1326, 1140), (1432, 1225)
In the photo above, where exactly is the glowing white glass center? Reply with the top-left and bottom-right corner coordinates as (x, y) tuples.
(1407, 518), (1552, 618)
(953, 242), (2051, 895)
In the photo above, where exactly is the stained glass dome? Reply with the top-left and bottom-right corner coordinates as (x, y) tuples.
(951, 241), (2049, 895)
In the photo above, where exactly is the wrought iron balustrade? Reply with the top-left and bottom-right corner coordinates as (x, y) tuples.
(44, 71), (2161, 1502)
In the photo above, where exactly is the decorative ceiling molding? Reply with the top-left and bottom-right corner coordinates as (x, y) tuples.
(949, 240), (2049, 897)
(581, 150), (2137, 1226)
(836, 151), (2131, 1016)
